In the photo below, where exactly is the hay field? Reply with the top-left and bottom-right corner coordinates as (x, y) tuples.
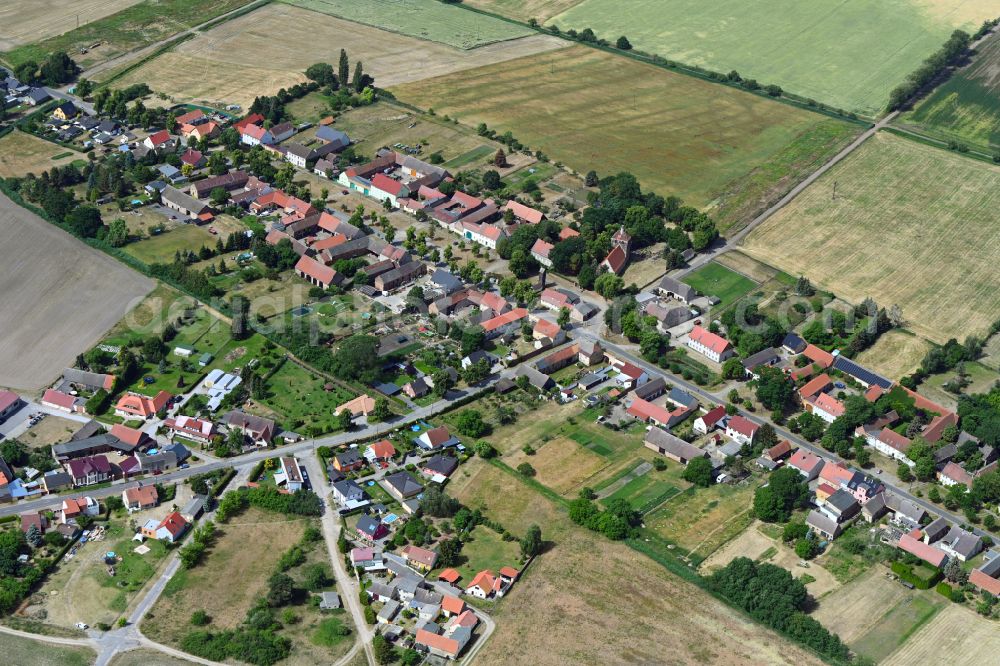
(3, 0), (257, 69)
(814, 567), (911, 644)
(0, 192), (154, 390)
(0, 0), (142, 51)
(464, 0), (582, 22)
(0, 131), (81, 178)
(278, 0), (532, 49)
(450, 459), (825, 666)
(550, 0), (993, 116)
(391, 46), (847, 208)
(899, 29), (1000, 149)
(743, 132), (1000, 343)
(854, 330), (932, 380)
(105, 3), (566, 109)
(884, 602), (1000, 665)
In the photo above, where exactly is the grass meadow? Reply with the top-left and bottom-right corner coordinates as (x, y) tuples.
(681, 262), (758, 309)
(743, 132), (1000, 343)
(549, 0), (992, 116)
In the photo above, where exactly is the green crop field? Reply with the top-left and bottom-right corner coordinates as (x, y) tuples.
(391, 45), (852, 212)
(743, 131), (1000, 344)
(899, 30), (1000, 150)
(2, 0), (257, 68)
(549, 0), (991, 116)
(682, 262), (758, 309)
(277, 0), (533, 49)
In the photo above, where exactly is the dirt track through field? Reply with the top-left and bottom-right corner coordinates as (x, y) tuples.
(0, 192), (154, 390)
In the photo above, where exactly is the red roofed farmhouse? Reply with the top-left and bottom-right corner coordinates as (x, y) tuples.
(686, 326), (733, 363)
(115, 391), (172, 419)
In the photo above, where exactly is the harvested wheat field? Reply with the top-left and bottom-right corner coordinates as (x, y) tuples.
(451, 460), (824, 666)
(0, 131), (82, 178)
(0, 192), (154, 390)
(105, 3), (567, 108)
(0, 0), (142, 50)
(743, 132), (1000, 343)
(392, 45), (851, 208)
(814, 567), (910, 644)
(883, 602), (1000, 665)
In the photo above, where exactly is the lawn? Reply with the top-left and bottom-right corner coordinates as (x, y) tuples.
(851, 593), (946, 663)
(278, 0), (533, 49)
(446, 458), (826, 666)
(549, 0), (993, 116)
(101, 3), (564, 109)
(123, 224), (217, 266)
(2, 0), (258, 69)
(742, 131), (1000, 343)
(898, 29), (1000, 150)
(681, 261), (758, 309)
(257, 359), (356, 435)
(601, 472), (680, 514)
(391, 45), (848, 212)
(436, 524), (522, 584)
(0, 633), (94, 666)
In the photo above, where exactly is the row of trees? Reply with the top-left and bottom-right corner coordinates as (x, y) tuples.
(887, 30), (971, 111)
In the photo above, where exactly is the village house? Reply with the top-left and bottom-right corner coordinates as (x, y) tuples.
(61, 496), (99, 524)
(335, 394), (377, 419)
(351, 547), (385, 571)
(385, 471), (424, 501)
(277, 456), (305, 492)
(356, 515), (389, 543)
(332, 479), (367, 510)
(141, 511), (189, 543)
(223, 411), (276, 447)
(365, 440), (396, 465)
(414, 425), (461, 451)
(530, 238), (554, 267)
(41, 388), (86, 414)
(67, 455), (116, 486)
(333, 448), (364, 473)
(114, 390), (172, 420)
(686, 326), (734, 363)
(122, 484), (158, 513)
(164, 415), (216, 444)
(420, 454), (459, 479)
(402, 544), (438, 572)
(693, 405), (727, 435)
(724, 415), (759, 446)
(787, 449), (825, 481)
(657, 275), (697, 304)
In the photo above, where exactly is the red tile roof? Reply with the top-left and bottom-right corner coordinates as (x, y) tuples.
(558, 226), (580, 240)
(234, 113), (264, 131)
(802, 344), (834, 368)
(42, 389), (76, 410)
(878, 428), (912, 454)
(401, 544), (438, 568)
(530, 238), (553, 259)
(971, 567), (1000, 596)
(146, 129), (170, 146)
(415, 630), (460, 657)
(533, 318), (561, 339)
(110, 423), (147, 447)
(423, 426), (453, 447)
(174, 109), (205, 125)
(898, 532), (947, 568)
(369, 439), (396, 459)
(371, 173), (405, 197)
(115, 391), (172, 418)
(766, 440), (793, 460)
(439, 568), (461, 584)
(601, 245), (628, 274)
(505, 200), (543, 224)
(798, 373), (832, 400)
(819, 462), (853, 487)
(788, 449), (824, 473)
(441, 594), (465, 615)
(812, 392), (845, 418)
(689, 326), (731, 355)
(940, 461), (973, 487)
(627, 398), (673, 425)
(726, 415), (758, 437)
(295, 256), (338, 285)
(481, 307), (529, 333)
(124, 485), (158, 506)
(180, 148), (203, 166)
(698, 405), (727, 428)
(157, 511), (189, 539)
